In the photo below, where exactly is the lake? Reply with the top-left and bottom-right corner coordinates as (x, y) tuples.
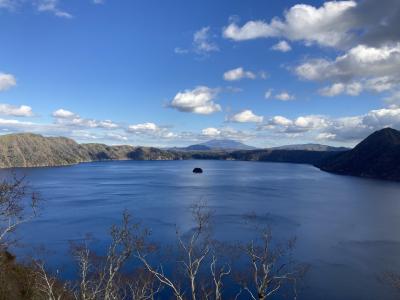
(3, 160), (400, 299)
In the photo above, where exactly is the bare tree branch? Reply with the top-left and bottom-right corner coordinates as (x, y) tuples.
(0, 173), (39, 249)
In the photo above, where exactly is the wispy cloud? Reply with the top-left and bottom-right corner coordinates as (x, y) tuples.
(271, 40), (292, 52)
(36, 0), (72, 18)
(0, 73), (16, 91)
(275, 92), (295, 101)
(193, 26), (219, 54)
(0, 0), (17, 10)
(175, 26), (219, 56)
(52, 108), (118, 129)
(0, 104), (33, 117)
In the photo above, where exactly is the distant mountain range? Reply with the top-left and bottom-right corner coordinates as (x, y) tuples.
(0, 134), (341, 168)
(183, 139), (257, 151)
(318, 128), (400, 181)
(1, 129), (400, 181)
(175, 139), (348, 152)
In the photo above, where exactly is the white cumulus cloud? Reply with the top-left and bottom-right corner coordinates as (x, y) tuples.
(223, 1), (357, 48)
(201, 127), (221, 137)
(229, 110), (264, 123)
(296, 43), (400, 97)
(52, 108), (76, 119)
(296, 44), (400, 82)
(269, 116), (293, 126)
(128, 122), (159, 133)
(169, 86), (221, 115)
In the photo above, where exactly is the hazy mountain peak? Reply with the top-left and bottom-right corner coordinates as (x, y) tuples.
(192, 139), (257, 150)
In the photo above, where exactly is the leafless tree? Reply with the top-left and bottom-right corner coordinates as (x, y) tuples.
(1, 194), (307, 300)
(135, 201), (215, 300)
(70, 211), (158, 300)
(0, 173), (39, 249)
(33, 260), (71, 300)
(178, 201), (212, 300)
(234, 220), (307, 300)
(134, 203), (307, 300)
(71, 242), (103, 300)
(125, 269), (161, 300)
(103, 211), (135, 299)
(209, 255), (231, 300)
(71, 211), (132, 300)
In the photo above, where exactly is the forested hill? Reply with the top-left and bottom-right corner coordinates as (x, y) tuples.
(318, 127), (400, 181)
(0, 133), (176, 168)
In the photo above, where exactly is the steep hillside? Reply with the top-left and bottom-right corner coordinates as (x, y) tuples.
(0, 133), (180, 168)
(0, 133), (89, 168)
(319, 128), (400, 181)
(82, 143), (135, 160)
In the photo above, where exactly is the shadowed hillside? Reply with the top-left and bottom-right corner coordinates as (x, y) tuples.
(319, 128), (400, 181)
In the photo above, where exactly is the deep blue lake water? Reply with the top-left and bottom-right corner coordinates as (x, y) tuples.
(2, 160), (400, 299)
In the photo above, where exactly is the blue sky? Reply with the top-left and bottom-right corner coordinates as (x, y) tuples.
(1, 0), (400, 147)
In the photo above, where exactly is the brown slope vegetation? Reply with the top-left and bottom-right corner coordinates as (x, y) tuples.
(0, 133), (181, 168)
(81, 143), (135, 160)
(0, 133), (90, 168)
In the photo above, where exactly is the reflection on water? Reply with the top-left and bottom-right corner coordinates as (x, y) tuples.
(2, 160), (400, 300)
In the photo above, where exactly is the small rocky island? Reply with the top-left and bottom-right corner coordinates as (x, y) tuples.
(193, 167), (203, 174)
